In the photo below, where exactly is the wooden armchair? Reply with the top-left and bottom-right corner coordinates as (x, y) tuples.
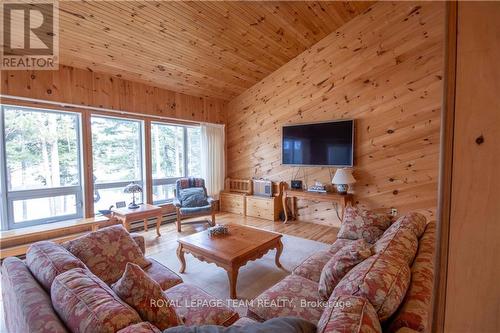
(173, 178), (216, 232)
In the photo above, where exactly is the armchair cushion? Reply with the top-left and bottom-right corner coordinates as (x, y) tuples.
(180, 205), (213, 216)
(178, 187), (209, 207)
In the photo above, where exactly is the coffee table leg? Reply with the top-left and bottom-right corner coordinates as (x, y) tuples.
(227, 267), (239, 299)
(143, 219), (148, 232)
(177, 244), (186, 273)
(275, 239), (283, 268)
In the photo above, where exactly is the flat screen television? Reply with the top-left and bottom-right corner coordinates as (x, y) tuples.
(282, 120), (354, 166)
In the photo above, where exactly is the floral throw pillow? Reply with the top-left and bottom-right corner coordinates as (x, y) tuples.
(318, 239), (373, 300)
(337, 207), (393, 244)
(64, 225), (150, 285)
(112, 263), (182, 330)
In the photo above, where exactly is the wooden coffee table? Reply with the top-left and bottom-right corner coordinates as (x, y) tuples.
(176, 224), (283, 299)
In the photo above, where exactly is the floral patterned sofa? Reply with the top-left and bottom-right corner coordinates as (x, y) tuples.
(248, 211), (436, 333)
(1, 225), (241, 333)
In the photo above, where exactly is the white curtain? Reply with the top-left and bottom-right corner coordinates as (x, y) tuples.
(201, 124), (225, 199)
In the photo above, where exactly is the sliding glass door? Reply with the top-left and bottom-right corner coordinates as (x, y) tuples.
(1, 105), (83, 229)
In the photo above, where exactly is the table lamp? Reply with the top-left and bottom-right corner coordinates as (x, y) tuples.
(123, 183), (143, 209)
(332, 168), (356, 195)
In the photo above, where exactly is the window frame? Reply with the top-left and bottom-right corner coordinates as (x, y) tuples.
(151, 122), (201, 205)
(0, 102), (205, 231)
(1, 105), (84, 229)
(0, 106), (9, 230)
(90, 114), (146, 213)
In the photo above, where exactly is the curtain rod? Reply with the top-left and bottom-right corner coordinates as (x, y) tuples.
(0, 94), (225, 128)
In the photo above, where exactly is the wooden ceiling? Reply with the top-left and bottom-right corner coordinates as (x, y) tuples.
(58, 1), (373, 100)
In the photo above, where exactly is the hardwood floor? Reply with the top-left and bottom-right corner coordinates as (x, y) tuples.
(140, 212), (339, 256)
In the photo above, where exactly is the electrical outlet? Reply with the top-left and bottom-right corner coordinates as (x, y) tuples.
(390, 208), (398, 217)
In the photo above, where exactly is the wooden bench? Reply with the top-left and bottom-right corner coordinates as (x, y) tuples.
(0, 216), (113, 259)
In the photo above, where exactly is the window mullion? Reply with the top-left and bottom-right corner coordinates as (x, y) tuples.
(184, 127), (188, 177)
(94, 181), (142, 190)
(7, 186), (81, 200)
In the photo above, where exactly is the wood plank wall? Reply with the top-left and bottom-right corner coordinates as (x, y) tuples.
(1, 65), (226, 124)
(226, 2), (445, 226)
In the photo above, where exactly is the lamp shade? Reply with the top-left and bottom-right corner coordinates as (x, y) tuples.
(123, 183), (143, 194)
(332, 168), (356, 185)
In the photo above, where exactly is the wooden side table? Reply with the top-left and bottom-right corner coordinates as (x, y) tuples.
(112, 204), (163, 236)
(282, 189), (354, 223)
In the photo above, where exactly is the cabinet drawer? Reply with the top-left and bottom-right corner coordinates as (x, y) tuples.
(247, 197), (271, 210)
(246, 196), (279, 221)
(220, 193), (246, 215)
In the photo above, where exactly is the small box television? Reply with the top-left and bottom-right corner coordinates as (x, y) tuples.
(282, 120), (354, 167)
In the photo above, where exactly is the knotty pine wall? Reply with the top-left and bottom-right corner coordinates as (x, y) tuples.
(227, 2), (445, 226)
(1, 65), (226, 124)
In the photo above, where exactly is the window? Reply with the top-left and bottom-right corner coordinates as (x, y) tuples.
(91, 116), (144, 212)
(1, 105), (83, 228)
(187, 127), (202, 178)
(0, 104), (204, 230)
(151, 123), (201, 204)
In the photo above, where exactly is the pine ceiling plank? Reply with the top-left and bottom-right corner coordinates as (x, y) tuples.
(205, 1), (307, 59)
(60, 1), (262, 86)
(123, 1), (281, 74)
(180, 2), (294, 66)
(56, 1), (374, 100)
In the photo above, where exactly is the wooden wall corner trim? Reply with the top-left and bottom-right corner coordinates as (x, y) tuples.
(433, 2), (457, 332)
